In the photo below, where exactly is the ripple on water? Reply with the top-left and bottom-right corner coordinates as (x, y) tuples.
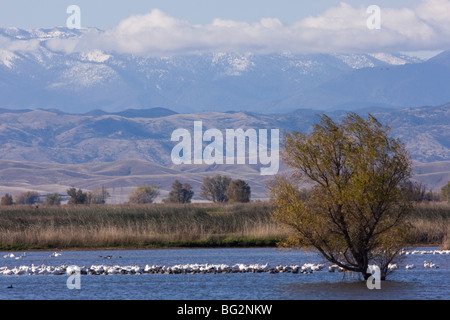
(281, 280), (423, 300)
(0, 247), (449, 300)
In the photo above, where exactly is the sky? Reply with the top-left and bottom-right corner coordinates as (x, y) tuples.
(0, 1), (424, 29)
(0, 0), (448, 58)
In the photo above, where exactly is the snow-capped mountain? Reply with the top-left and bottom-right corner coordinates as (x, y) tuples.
(1, 27), (443, 114)
(332, 52), (422, 69)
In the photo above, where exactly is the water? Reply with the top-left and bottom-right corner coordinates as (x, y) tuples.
(0, 247), (448, 300)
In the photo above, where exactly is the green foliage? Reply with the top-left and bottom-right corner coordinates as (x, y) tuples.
(226, 179), (251, 203)
(128, 185), (160, 204)
(270, 113), (413, 280)
(165, 180), (194, 204)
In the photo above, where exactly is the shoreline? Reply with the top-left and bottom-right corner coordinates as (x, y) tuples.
(0, 243), (444, 253)
(0, 242), (281, 252)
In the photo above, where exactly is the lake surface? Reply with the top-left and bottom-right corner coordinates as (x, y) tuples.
(0, 247), (448, 300)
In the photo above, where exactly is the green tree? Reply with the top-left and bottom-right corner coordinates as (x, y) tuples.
(200, 175), (232, 203)
(0, 193), (13, 206)
(67, 187), (88, 205)
(270, 113), (412, 281)
(165, 180), (194, 204)
(226, 179), (251, 203)
(14, 191), (40, 205)
(441, 181), (450, 203)
(128, 185), (160, 204)
(88, 187), (110, 205)
(45, 193), (62, 206)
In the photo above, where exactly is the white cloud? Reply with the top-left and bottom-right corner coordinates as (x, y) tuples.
(0, 35), (40, 52)
(10, 1), (450, 56)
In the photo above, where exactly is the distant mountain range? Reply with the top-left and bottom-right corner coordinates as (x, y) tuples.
(0, 104), (448, 200)
(3, 27), (450, 114)
(0, 104), (448, 165)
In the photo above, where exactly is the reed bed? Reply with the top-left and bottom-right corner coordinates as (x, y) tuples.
(0, 201), (448, 250)
(406, 202), (450, 248)
(0, 202), (283, 250)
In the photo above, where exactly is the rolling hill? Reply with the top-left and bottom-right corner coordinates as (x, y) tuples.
(0, 104), (448, 201)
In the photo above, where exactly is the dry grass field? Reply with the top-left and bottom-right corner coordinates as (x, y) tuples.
(0, 202), (281, 250)
(0, 201), (448, 250)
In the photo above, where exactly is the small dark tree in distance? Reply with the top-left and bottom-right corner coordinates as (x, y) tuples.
(165, 180), (194, 204)
(0, 193), (13, 206)
(404, 181), (427, 202)
(14, 191), (40, 205)
(128, 185), (160, 204)
(45, 193), (62, 206)
(200, 175), (232, 203)
(226, 179), (251, 203)
(67, 187), (88, 205)
(88, 187), (110, 205)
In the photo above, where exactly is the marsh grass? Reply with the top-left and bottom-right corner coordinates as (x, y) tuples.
(406, 202), (450, 248)
(0, 201), (448, 250)
(0, 202), (283, 250)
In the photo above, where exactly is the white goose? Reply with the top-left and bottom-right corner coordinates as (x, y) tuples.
(50, 252), (62, 257)
(423, 260), (439, 268)
(388, 263), (398, 270)
(328, 264), (339, 272)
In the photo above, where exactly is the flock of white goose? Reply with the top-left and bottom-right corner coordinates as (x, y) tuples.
(402, 249), (450, 255)
(0, 262), (326, 276)
(0, 261), (440, 276)
(0, 249), (447, 276)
